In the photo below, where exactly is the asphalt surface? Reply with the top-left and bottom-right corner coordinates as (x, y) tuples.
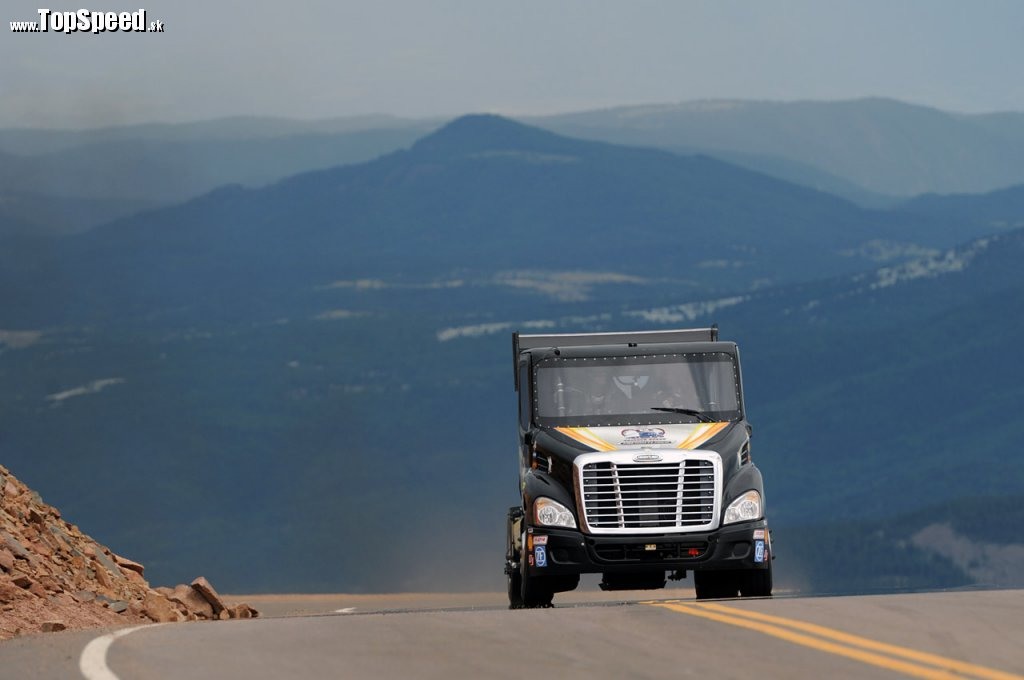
(0, 588), (1021, 679)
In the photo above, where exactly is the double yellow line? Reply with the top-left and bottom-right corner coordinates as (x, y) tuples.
(645, 600), (1022, 680)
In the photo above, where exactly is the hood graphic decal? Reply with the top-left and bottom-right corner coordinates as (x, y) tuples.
(555, 422), (729, 451)
(553, 426), (617, 452)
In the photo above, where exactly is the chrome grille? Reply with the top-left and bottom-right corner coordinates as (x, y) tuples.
(575, 451), (721, 535)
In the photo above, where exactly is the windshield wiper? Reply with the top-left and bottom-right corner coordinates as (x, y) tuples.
(649, 407), (714, 423)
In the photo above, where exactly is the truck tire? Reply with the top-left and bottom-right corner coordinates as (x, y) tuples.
(694, 570), (740, 600)
(520, 554), (555, 608)
(507, 568), (524, 609)
(506, 507), (525, 609)
(739, 562), (772, 598)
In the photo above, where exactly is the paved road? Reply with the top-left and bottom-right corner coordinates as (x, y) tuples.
(0, 588), (1021, 679)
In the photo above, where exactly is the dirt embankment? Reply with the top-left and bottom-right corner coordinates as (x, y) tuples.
(1, 464), (257, 641)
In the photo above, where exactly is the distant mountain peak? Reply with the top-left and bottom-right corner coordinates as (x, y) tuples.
(411, 114), (583, 157)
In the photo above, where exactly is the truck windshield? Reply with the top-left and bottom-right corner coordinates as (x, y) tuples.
(534, 352), (742, 425)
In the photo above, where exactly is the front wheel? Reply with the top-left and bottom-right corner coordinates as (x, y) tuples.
(506, 507), (525, 609)
(739, 561), (772, 598)
(520, 555), (554, 608)
(507, 566), (524, 609)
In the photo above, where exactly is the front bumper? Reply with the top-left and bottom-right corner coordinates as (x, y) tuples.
(524, 521), (770, 577)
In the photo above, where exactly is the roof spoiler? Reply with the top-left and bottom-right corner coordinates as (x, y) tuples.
(512, 325), (719, 390)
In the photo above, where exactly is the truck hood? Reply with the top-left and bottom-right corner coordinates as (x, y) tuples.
(550, 422), (731, 452)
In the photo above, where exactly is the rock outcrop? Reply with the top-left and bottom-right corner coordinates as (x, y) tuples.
(0, 464), (257, 640)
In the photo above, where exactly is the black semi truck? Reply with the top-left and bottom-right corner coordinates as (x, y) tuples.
(505, 327), (772, 607)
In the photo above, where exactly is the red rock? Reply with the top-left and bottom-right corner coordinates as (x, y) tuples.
(52, 592), (76, 606)
(0, 465), (272, 641)
(168, 584), (213, 619)
(95, 585), (118, 601)
(229, 603), (256, 619)
(73, 590), (97, 603)
(190, 576), (226, 616)
(38, 575), (64, 593)
(92, 550), (123, 580)
(124, 570), (146, 586)
(142, 593), (181, 623)
(38, 530), (62, 553)
(112, 553), (145, 576)
(93, 562), (112, 589)
(2, 533), (32, 562)
(0, 582), (25, 604)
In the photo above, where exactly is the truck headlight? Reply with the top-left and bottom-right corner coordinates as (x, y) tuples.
(534, 497), (576, 529)
(723, 490), (762, 524)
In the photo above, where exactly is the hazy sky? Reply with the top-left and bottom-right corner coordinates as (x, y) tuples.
(2, 0), (1023, 128)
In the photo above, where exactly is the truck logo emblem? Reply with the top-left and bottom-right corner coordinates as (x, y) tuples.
(621, 427), (665, 439)
(633, 453), (663, 463)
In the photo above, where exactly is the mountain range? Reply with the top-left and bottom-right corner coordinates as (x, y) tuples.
(7, 97), (1024, 240)
(532, 97), (1024, 198)
(1, 115), (1003, 329)
(0, 126), (429, 235)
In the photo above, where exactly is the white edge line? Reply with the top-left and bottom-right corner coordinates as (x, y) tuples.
(79, 624), (163, 680)
(334, 607), (357, 614)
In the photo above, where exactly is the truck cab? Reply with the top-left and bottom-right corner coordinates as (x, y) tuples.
(506, 327), (772, 607)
